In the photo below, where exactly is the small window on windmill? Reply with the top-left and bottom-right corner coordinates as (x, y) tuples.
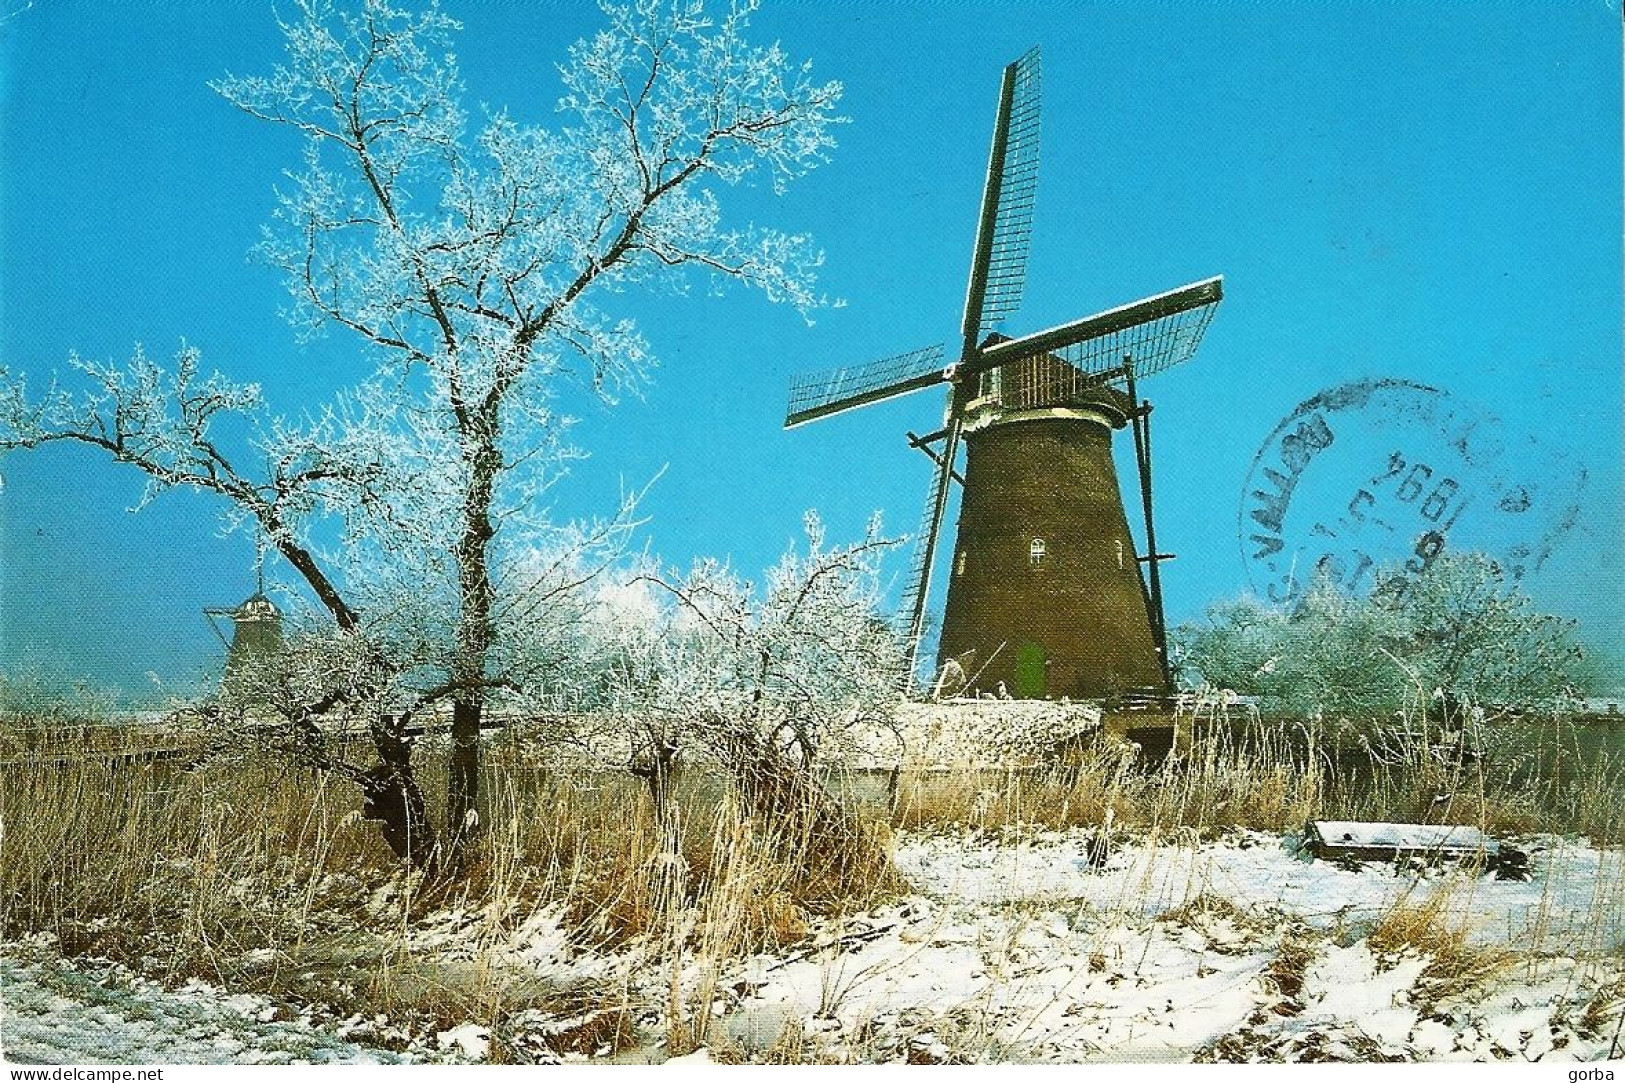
(1029, 537), (1047, 568)
(955, 550), (967, 577)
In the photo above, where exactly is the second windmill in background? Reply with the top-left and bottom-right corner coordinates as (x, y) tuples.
(784, 48), (1223, 700)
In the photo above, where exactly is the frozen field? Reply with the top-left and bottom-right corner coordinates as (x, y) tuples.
(4, 827), (1622, 1064)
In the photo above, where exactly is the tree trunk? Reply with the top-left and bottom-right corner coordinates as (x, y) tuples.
(446, 693), (482, 861)
(362, 716), (437, 868)
(444, 401), (503, 867)
(633, 734), (679, 812)
(263, 528), (440, 867)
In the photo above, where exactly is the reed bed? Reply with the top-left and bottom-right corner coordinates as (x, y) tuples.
(3, 704), (1621, 1060)
(0, 727), (894, 1055)
(888, 710), (1625, 846)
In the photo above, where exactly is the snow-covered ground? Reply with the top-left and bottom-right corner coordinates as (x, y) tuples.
(0, 954), (412, 1064)
(898, 829), (1625, 951)
(4, 828), (1622, 1064)
(705, 830), (1625, 1062)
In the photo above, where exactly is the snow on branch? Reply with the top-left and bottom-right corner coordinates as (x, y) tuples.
(592, 513), (905, 770)
(213, 0), (843, 392)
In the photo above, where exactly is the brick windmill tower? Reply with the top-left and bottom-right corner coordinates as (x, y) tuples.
(783, 49), (1223, 699)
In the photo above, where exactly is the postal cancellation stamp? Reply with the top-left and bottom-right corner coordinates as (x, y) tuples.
(1240, 378), (1586, 606)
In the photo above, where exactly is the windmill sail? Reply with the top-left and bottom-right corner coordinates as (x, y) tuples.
(976, 276), (1222, 389)
(899, 400), (965, 676)
(784, 343), (947, 428)
(977, 47), (1041, 335)
(896, 451), (949, 655)
(962, 47), (1042, 348)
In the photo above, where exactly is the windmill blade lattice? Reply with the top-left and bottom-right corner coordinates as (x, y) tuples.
(784, 343), (948, 428)
(961, 49), (1043, 348)
(977, 277), (1221, 407)
(975, 46), (1041, 337)
(1044, 297), (1216, 380)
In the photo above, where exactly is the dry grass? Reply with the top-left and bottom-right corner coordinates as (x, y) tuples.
(1263, 933), (1317, 1012)
(1367, 885), (1513, 1003)
(661, 795), (827, 1056)
(0, 723), (900, 1056)
(891, 726), (1321, 838)
(889, 710), (1625, 847)
(1315, 707), (1625, 847)
(1156, 892), (1256, 930)
(0, 749), (382, 967)
(1577, 976), (1625, 1041)
(4, 701), (1622, 1063)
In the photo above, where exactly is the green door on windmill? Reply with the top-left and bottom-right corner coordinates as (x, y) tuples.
(1013, 641), (1047, 698)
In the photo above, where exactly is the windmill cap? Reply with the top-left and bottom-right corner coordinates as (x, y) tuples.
(972, 332), (1134, 427)
(234, 593), (282, 621)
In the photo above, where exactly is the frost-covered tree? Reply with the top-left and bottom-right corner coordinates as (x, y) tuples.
(0, 0), (843, 870)
(1175, 552), (1584, 722)
(591, 515), (903, 842)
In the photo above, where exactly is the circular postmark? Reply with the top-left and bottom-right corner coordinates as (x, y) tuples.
(1239, 378), (1585, 605)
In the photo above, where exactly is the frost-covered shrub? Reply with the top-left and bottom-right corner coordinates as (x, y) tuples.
(1174, 552), (1583, 718)
(576, 513), (908, 906)
(582, 513), (906, 777)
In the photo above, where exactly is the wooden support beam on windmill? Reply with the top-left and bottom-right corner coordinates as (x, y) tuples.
(781, 47), (1223, 700)
(906, 431), (967, 486)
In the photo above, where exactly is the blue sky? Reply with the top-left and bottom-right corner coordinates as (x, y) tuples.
(2, 0), (1620, 700)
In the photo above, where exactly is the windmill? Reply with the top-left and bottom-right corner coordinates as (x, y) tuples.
(204, 536), (282, 680)
(782, 48), (1223, 700)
